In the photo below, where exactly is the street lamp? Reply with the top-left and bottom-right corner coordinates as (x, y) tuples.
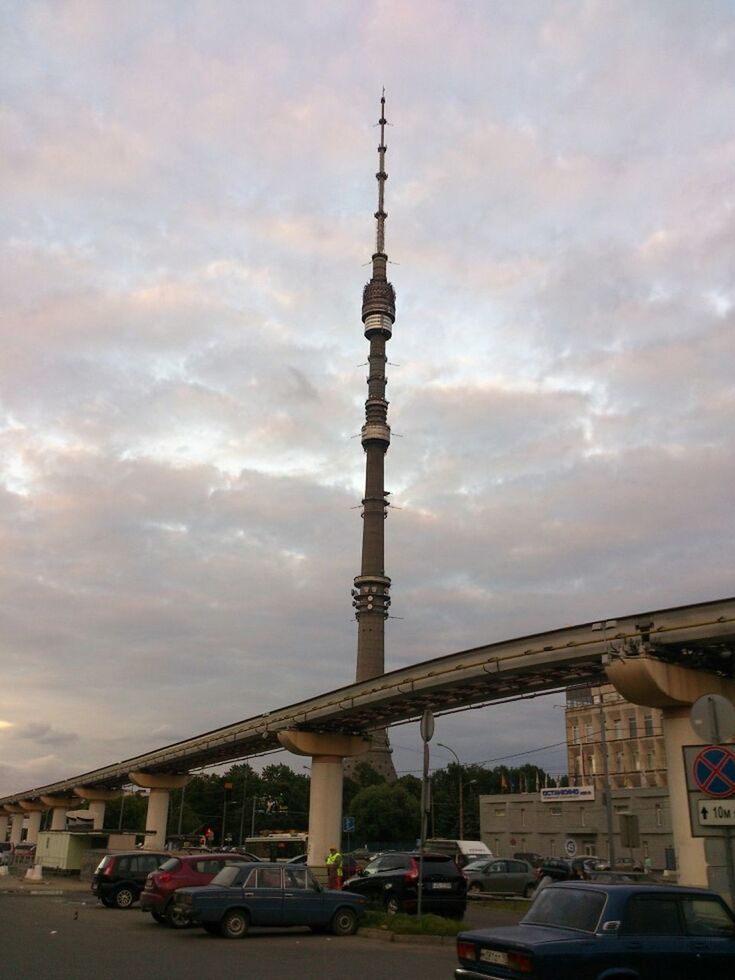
(437, 742), (467, 839)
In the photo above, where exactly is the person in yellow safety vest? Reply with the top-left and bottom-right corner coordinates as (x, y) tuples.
(325, 846), (343, 890)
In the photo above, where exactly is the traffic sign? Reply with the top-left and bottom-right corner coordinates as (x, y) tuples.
(564, 838), (577, 858)
(343, 816), (355, 833)
(690, 695), (735, 744)
(692, 745), (735, 799)
(696, 799), (735, 828)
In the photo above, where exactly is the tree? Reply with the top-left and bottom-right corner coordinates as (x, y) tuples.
(350, 783), (420, 844)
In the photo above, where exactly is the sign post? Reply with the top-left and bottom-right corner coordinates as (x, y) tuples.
(417, 709), (434, 918)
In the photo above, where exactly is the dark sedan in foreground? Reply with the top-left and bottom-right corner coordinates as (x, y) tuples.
(455, 881), (735, 980)
(172, 862), (367, 938)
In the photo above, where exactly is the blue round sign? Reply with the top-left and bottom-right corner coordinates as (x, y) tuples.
(692, 745), (735, 798)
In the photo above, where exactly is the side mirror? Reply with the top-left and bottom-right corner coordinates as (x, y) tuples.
(601, 920), (620, 934)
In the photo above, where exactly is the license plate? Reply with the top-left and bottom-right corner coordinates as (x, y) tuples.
(430, 881), (452, 889)
(480, 949), (508, 966)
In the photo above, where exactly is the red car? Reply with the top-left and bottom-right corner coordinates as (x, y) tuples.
(140, 852), (258, 927)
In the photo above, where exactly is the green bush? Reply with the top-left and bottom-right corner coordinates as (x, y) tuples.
(364, 911), (466, 935)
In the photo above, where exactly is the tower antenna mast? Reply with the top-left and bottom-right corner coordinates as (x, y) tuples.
(351, 92), (396, 777)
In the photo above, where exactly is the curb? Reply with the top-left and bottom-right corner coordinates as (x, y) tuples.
(360, 927), (457, 946)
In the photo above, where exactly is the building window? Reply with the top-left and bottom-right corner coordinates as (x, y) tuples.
(616, 751), (624, 772)
(580, 807), (586, 828)
(644, 715), (654, 737)
(588, 755), (596, 774)
(614, 719), (623, 740)
(646, 751), (655, 771)
(629, 716), (638, 738)
(550, 806), (562, 815)
(634, 752), (641, 771)
(655, 804), (663, 827)
(585, 722), (594, 741)
(494, 809), (505, 817)
(572, 724), (579, 744)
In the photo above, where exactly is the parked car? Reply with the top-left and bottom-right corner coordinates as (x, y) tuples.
(463, 858), (537, 898)
(343, 850), (467, 918)
(454, 881), (735, 980)
(172, 861), (367, 937)
(140, 853), (254, 926)
(513, 851), (543, 869)
(92, 851), (169, 908)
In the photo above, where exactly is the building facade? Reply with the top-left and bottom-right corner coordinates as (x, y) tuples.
(565, 683), (667, 790)
(479, 785), (675, 871)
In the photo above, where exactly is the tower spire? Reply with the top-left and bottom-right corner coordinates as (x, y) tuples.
(350, 93), (397, 779)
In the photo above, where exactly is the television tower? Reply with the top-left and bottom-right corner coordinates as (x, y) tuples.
(350, 93), (396, 778)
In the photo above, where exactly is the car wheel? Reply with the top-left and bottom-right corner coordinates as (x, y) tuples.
(220, 909), (249, 939)
(99, 894), (115, 908)
(113, 886), (136, 909)
(151, 910), (166, 924)
(468, 882), (482, 896)
(523, 884), (535, 899)
(166, 904), (189, 929)
(385, 895), (401, 916)
(331, 908), (358, 936)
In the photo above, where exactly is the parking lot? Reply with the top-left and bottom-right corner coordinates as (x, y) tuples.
(0, 891), (521, 980)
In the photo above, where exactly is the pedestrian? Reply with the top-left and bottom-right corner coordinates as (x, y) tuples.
(644, 855), (652, 875)
(325, 845), (343, 890)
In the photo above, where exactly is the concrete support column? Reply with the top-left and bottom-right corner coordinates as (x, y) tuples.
(128, 772), (189, 850)
(9, 810), (24, 844)
(25, 810), (43, 844)
(40, 795), (75, 831)
(661, 706), (707, 885)
(607, 657), (735, 890)
(19, 802), (46, 844)
(278, 730), (370, 868)
(73, 786), (121, 830)
(0, 813), (9, 841)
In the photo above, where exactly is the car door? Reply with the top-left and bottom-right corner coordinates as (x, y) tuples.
(354, 856), (395, 907)
(680, 894), (735, 980)
(484, 860), (510, 891)
(242, 866), (284, 926)
(281, 866), (327, 927)
(506, 860), (533, 894)
(617, 893), (689, 980)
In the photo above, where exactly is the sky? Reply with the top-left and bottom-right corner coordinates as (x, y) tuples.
(1, 0), (734, 797)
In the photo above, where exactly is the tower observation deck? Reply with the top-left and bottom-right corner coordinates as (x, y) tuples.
(350, 93), (397, 778)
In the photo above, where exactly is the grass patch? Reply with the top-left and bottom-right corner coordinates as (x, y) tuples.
(364, 911), (466, 935)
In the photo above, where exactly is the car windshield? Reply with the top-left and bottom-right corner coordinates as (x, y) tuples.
(463, 860), (489, 872)
(524, 887), (606, 933)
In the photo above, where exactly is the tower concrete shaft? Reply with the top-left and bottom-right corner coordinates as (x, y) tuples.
(351, 94), (396, 778)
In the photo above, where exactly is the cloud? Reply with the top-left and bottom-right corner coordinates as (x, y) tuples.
(0, 1), (732, 796)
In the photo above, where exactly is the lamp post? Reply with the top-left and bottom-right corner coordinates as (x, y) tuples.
(437, 742), (466, 839)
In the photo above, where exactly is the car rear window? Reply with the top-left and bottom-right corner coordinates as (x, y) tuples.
(159, 858), (182, 872)
(524, 887), (606, 933)
(422, 856), (458, 872)
(95, 855), (113, 872)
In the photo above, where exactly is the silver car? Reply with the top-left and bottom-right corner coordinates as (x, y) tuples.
(463, 857), (537, 897)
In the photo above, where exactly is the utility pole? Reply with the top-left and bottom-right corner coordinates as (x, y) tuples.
(438, 742), (464, 838)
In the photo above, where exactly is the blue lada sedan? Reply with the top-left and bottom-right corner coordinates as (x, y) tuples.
(172, 862), (367, 938)
(455, 881), (735, 980)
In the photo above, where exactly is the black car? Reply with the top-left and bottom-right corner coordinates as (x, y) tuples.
(343, 851), (467, 918)
(92, 850), (169, 908)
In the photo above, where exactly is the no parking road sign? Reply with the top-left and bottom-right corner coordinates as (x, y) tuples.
(692, 745), (735, 799)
